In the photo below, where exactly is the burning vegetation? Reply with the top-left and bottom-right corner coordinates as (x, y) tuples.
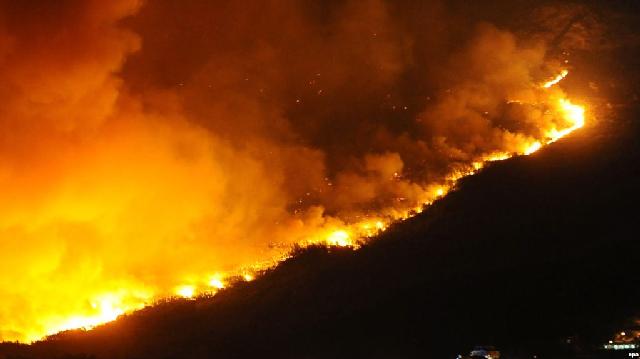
(0, 0), (592, 341)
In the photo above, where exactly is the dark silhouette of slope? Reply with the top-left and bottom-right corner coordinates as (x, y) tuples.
(1, 103), (639, 359)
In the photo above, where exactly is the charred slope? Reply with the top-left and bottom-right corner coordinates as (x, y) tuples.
(2, 112), (640, 359)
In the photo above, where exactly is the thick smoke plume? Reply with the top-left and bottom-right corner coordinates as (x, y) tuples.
(0, 0), (590, 340)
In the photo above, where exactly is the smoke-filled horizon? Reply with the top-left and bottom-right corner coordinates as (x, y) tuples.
(0, 0), (600, 341)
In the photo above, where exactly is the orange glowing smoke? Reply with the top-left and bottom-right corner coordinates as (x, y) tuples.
(0, 0), (588, 342)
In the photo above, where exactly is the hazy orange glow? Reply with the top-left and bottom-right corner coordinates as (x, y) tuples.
(0, 1), (588, 343)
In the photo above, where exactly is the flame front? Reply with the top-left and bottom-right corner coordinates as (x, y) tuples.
(542, 69), (569, 88)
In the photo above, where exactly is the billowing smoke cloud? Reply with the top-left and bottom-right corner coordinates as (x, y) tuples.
(0, 0), (591, 341)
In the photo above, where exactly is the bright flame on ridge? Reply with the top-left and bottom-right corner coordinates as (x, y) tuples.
(542, 69), (569, 88)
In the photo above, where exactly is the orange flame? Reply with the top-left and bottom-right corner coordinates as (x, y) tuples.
(542, 69), (569, 88)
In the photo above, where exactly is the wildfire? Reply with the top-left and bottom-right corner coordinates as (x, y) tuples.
(208, 275), (226, 290)
(1, 67), (585, 343)
(175, 285), (196, 299)
(546, 98), (585, 142)
(524, 141), (542, 155)
(326, 230), (353, 247)
(542, 69), (569, 88)
(18, 291), (151, 342)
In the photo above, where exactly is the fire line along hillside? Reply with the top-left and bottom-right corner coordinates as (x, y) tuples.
(2, 103), (640, 358)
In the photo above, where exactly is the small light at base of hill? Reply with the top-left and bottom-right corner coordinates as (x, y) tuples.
(603, 343), (638, 350)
